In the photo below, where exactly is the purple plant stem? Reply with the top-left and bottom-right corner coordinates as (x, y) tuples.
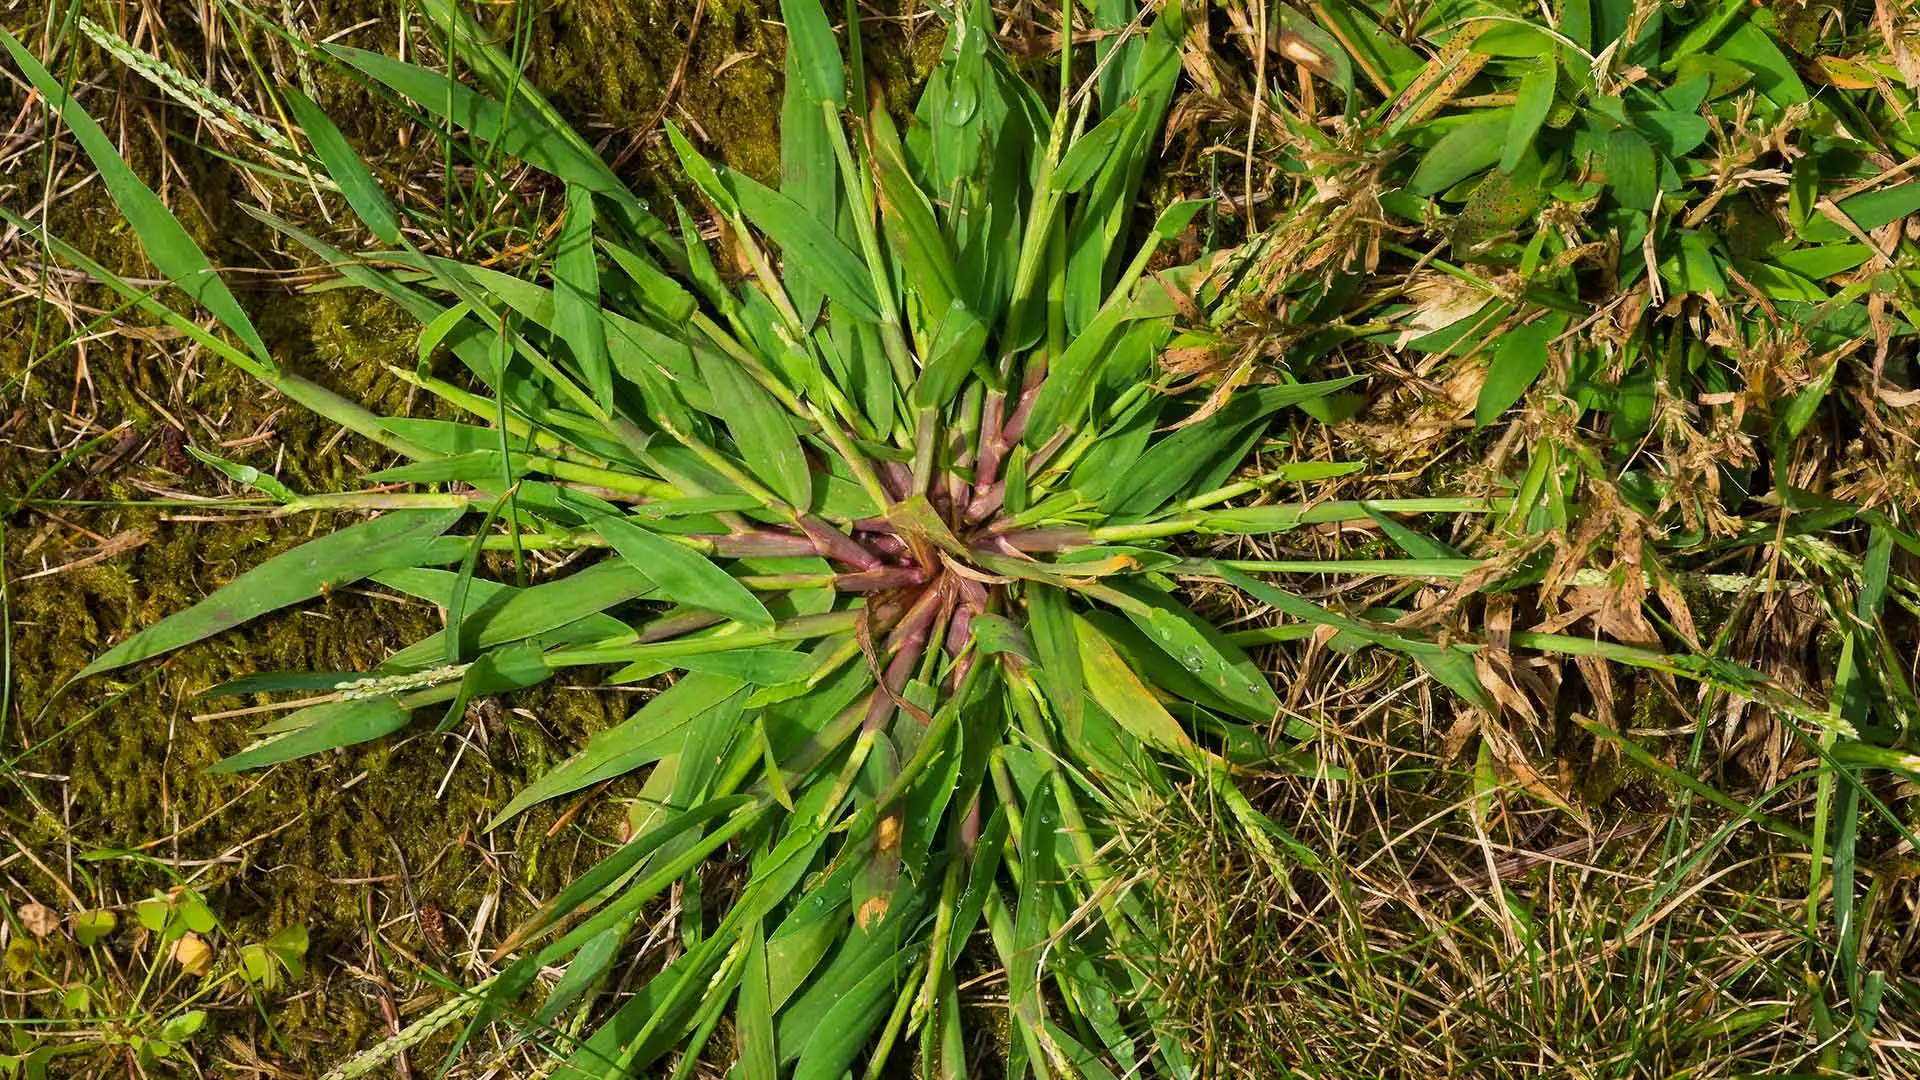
(963, 483), (1005, 524)
(973, 389), (1007, 491)
(707, 530), (819, 557)
(941, 578), (987, 694)
(885, 577), (951, 656)
(634, 608), (728, 644)
(1000, 360), (1046, 447)
(864, 631), (927, 732)
(800, 515), (882, 570)
(968, 369), (1049, 525)
(989, 526), (1092, 553)
(879, 461), (915, 503)
(834, 566), (931, 593)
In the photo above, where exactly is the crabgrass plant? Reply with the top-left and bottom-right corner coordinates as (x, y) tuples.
(3, 2), (1520, 1076)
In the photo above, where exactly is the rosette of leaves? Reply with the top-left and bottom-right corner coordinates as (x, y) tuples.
(4, 2), (1502, 1076)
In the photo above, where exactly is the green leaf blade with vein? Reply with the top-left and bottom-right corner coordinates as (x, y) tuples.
(555, 185), (615, 410)
(82, 508), (467, 677)
(595, 514), (772, 627)
(209, 696), (411, 773)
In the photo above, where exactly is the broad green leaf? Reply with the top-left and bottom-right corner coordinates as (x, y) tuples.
(1410, 110), (1509, 197)
(73, 910), (117, 947)
(735, 926), (778, 1080)
(781, 40), (839, 326)
(1109, 583), (1279, 724)
(1836, 184), (1920, 233)
(595, 515), (772, 626)
(83, 508), (465, 676)
(1052, 104), (1135, 192)
(869, 108), (957, 319)
(1635, 109), (1709, 158)
(1772, 244), (1871, 281)
(1476, 313), (1569, 426)
(601, 239), (698, 324)
(1025, 584), (1084, 735)
(1604, 127), (1657, 212)
(791, 945), (914, 1080)
(914, 300), (988, 407)
(694, 350), (812, 510)
(1314, 0), (1423, 91)
(1716, 20), (1808, 105)
(1007, 777), (1056, 1064)
(1504, 63), (1555, 174)
(2, 30), (271, 363)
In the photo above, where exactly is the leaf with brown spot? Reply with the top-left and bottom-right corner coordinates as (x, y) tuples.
(1386, 23), (1493, 128)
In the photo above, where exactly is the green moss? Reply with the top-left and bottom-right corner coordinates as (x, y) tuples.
(0, 1), (866, 1072)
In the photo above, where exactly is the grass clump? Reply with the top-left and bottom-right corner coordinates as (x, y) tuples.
(7, 1), (1455, 1074)
(6, 0), (1920, 1077)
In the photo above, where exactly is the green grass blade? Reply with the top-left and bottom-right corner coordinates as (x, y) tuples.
(1107, 582), (1280, 725)
(381, 560), (656, 671)
(488, 674), (747, 827)
(555, 186), (615, 410)
(594, 514), (773, 627)
(2, 29), (271, 363)
(500, 794), (754, 948)
(730, 170), (882, 323)
(283, 87), (402, 245)
(209, 696), (411, 773)
(1104, 379), (1363, 517)
(779, 0), (845, 106)
(1214, 563), (1495, 709)
(1073, 614), (1198, 757)
(1503, 61), (1556, 174)
(1476, 313), (1569, 426)
(324, 43), (650, 219)
(780, 43), (838, 328)
(82, 507), (465, 677)
(734, 924), (779, 1080)
(792, 949), (916, 1080)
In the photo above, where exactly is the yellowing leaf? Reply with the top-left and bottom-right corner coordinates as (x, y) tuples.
(1073, 616), (1196, 757)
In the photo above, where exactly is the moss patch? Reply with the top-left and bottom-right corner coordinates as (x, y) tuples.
(0, 1), (833, 1073)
